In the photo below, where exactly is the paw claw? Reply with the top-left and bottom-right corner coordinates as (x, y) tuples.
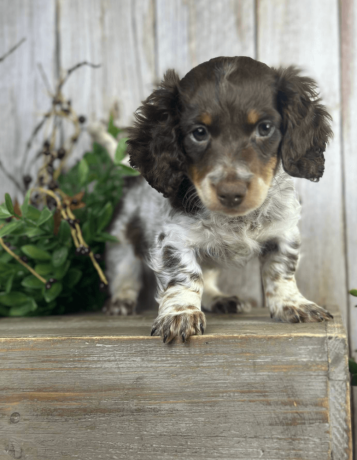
(151, 327), (156, 336)
(211, 295), (245, 314)
(103, 298), (136, 316)
(152, 309), (206, 344)
(272, 303), (334, 324)
(200, 324), (205, 335)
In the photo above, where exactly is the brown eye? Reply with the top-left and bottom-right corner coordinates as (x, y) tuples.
(192, 127), (209, 142)
(257, 122), (274, 137)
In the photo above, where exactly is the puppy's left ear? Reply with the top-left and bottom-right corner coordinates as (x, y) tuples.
(275, 66), (333, 181)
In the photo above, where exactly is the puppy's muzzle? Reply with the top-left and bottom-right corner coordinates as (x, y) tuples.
(215, 181), (247, 208)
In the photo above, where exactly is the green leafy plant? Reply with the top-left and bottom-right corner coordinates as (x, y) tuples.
(0, 139), (138, 317)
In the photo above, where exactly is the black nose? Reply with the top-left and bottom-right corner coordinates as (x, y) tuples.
(216, 182), (247, 208)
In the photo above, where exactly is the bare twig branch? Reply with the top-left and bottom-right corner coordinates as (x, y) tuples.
(37, 63), (53, 95)
(58, 61), (101, 92)
(21, 115), (50, 177)
(0, 38), (26, 63)
(0, 160), (24, 194)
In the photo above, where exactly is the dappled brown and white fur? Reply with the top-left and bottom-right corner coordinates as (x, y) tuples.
(105, 56), (334, 343)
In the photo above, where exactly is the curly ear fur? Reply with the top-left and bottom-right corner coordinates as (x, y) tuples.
(127, 70), (187, 198)
(275, 66), (333, 181)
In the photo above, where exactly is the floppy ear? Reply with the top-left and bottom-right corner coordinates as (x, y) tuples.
(275, 66), (333, 181)
(127, 70), (186, 198)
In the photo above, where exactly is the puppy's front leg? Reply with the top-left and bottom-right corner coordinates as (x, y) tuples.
(261, 230), (333, 323)
(150, 236), (206, 343)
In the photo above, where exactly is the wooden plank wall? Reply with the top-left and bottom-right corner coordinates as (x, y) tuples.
(0, 0), (356, 454)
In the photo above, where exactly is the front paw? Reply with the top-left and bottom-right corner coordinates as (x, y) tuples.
(211, 296), (252, 314)
(102, 298), (136, 316)
(272, 303), (333, 323)
(151, 307), (206, 343)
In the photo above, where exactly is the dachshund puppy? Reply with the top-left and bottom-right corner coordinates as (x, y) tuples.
(105, 56), (334, 343)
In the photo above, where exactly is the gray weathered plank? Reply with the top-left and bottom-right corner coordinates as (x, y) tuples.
(257, 0), (348, 325)
(58, 0), (156, 162)
(340, 0), (357, 457)
(155, 0), (255, 77)
(156, 0), (263, 307)
(0, 306), (351, 460)
(0, 0), (56, 200)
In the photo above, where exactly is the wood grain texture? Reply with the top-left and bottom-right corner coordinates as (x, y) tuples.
(340, 0), (357, 456)
(0, 0), (56, 200)
(58, 0), (156, 163)
(156, 0), (263, 308)
(257, 0), (348, 326)
(155, 0), (255, 77)
(0, 306), (351, 460)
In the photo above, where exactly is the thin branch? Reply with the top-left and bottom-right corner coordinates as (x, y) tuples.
(0, 237), (46, 284)
(57, 61), (101, 92)
(0, 160), (24, 194)
(21, 60), (100, 180)
(0, 38), (26, 63)
(21, 115), (49, 177)
(37, 63), (53, 95)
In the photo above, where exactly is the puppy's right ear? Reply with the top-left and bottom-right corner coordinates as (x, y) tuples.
(127, 70), (186, 198)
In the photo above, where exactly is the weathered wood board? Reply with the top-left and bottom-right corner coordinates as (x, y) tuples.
(0, 305), (351, 459)
(340, 0), (357, 455)
(257, 0), (348, 326)
(0, 0), (56, 200)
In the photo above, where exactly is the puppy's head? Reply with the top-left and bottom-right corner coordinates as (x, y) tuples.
(128, 56), (332, 216)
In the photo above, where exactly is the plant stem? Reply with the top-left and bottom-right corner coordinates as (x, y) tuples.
(31, 187), (108, 285)
(0, 238), (46, 284)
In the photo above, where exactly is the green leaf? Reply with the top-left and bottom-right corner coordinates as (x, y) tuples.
(0, 252), (13, 263)
(54, 260), (70, 280)
(0, 204), (11, 219)
(94, 232), (119, 243)
(0, 261), (12, 272)
(65, 268), (82, 288)
(349, 358), (357, 375)
(0, 220), (24, 238)
(42, 215), (54, 234)
(349, 289), (357, 297)
(114, 137), (128, 164)
(58, 219), (71, 244)
(21, 245), (51, 261)
(352, 375), (357, 386)
(52, 247), (69, 268)
(83, 151), (99, 166)
(21, 275), (45, 289)
(26, 227), (46, 238)
(37, 207), (53, 226)
(108, 114), (121, 138)
(0, 291), (29, 306)
(78, 158), (89, 186)
(35, 263), (53, 276)
(43, 281), (63, 303)
(118, 164), (140, 176)
(26, 205), (41, 221)
(9, 299), (37, 316)
(21, 190), (31, 217)
(0, 305), (9, 316)
(5, 193), (15, 215)
(82, 220), (95, 243)
(5, 273), (14, 293)
(96, 202), (113, 232)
